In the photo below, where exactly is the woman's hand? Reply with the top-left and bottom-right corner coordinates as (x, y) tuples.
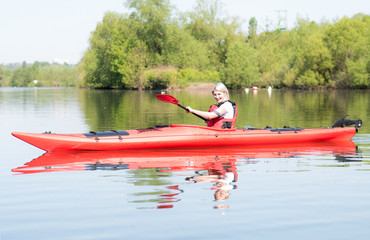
(186, 106), (193, 113)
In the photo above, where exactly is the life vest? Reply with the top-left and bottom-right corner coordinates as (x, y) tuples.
(207, 100), (237, 129)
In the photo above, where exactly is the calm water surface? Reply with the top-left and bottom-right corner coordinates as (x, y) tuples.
(1, 87), (370, 240)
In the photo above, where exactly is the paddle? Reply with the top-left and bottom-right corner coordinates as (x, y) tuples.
(156, 94), (207, 121)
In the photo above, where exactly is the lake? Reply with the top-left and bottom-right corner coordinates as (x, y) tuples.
(1, 87), (370, 240)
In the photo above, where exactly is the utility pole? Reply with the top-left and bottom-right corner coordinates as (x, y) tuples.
(276, 10), (287, 31)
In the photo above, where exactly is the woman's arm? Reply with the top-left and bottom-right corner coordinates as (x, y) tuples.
(186, 106), (227, 120)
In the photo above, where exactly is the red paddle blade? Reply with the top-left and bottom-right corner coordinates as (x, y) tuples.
(156, 94), (179, 105)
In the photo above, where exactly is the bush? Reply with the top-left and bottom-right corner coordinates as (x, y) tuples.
(178, 68), (199, 82)
(202, 70), (220, 82)
(347, 58), (370, 88)
(141, 68), (178, 89)
(178, 68), (219, 83)
(295, 70), (324, 88)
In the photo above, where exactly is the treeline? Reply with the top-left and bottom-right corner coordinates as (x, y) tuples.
(2, 0), (369, 89)
(0, 61), (77, 87)
(80, 0), (369, 89)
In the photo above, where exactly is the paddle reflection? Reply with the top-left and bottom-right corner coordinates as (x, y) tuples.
(13, 141), (359, 209)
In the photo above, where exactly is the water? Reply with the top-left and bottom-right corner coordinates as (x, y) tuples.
(1, 87), (370, 240)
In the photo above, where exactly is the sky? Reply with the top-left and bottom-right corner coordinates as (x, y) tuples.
(0, 0), (368, 64)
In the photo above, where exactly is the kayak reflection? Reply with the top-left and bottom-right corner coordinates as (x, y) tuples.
(13, 141), (358, 175)
(13, 141), (358, 209)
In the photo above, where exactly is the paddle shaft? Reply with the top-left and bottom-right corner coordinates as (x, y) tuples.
(177, 103), (208, 122)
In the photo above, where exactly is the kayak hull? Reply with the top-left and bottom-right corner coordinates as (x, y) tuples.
(12, 124), (357, 152)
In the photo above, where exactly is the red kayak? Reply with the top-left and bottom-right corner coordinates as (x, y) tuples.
(12, 124), (358, 152)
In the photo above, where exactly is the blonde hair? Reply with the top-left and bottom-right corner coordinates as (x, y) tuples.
(212, 82), (229, 100)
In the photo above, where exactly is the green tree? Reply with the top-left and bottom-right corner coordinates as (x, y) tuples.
(82, 12), (127, 88)
(253, 19), (334, 88)
(220, 41), (259, 88)
(184, 0), (244, 70)
(254, 30), (295, 87)
(108, 15), (148, 88)
(347, 57), (369, 88)
(324, 15), (370, 87)
(10, 61), (35, 87)
(0, 65), (4, 86)
(125, 0), (172, 65)
(185, 0), (222, 42)
(248, 17), (257, 40)
(161, 23), (209, 69)
(292, 20), (333, 88)
(76, 0), (369, 90)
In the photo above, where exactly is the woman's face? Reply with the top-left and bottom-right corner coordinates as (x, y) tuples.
(213, 90), (227, 103)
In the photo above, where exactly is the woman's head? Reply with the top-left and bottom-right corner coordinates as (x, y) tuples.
(212, 82), (229, 103)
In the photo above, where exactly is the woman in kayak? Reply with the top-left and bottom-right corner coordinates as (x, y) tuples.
(186, 82), (237, 129)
